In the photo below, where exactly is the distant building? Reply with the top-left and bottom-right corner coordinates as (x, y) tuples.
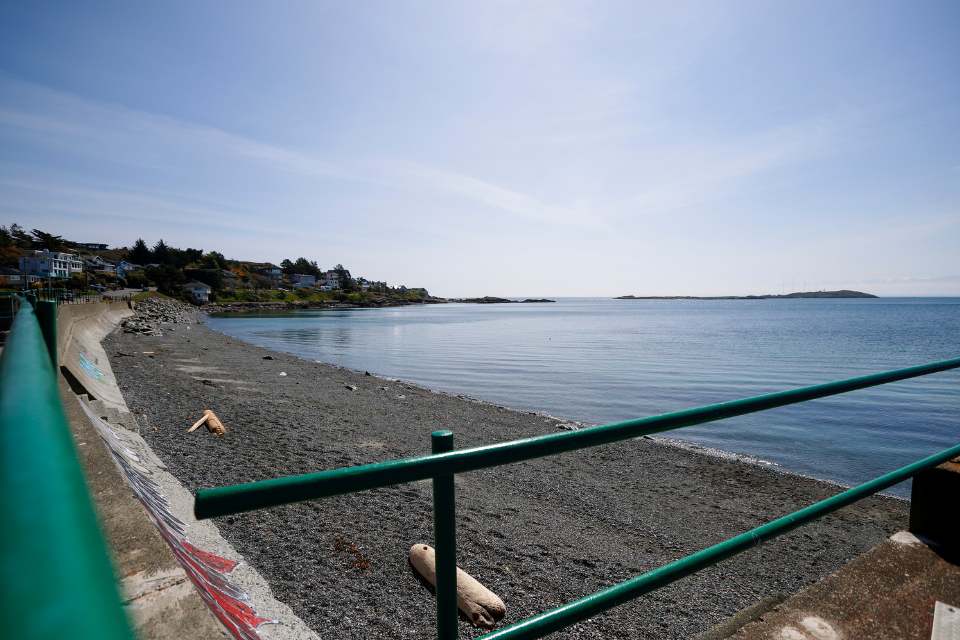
(290, 273), (317, 288)
(82, 255), (117, 275)
(0, 267), (39, 287)
(19, 250), (83, 279)
(255, 264), (283, 284)
(182, 281), (212, 304)
(116, 260), (142, 279)
(320, 270), (342, 291)
(78, 242), (109, 251)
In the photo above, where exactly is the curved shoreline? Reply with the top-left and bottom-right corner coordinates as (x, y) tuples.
(203, 314), (914, 500)
(106, 317), (907, 639)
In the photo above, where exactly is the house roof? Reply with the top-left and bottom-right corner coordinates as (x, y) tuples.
(182, 281), (212, 290)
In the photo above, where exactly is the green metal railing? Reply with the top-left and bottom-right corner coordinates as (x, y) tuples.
(0, 297), (134, 640)
(194, 355), (960, 639)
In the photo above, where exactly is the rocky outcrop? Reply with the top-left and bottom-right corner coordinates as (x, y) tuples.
(616, 290), (877, 300)
(452, 297), (556, 304)
(207, 297), (448, 314)
(121, 296), (195, 335)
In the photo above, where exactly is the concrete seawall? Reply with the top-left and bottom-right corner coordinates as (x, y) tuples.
(57, 302), (318, 640)
(58, 301), (133, 410)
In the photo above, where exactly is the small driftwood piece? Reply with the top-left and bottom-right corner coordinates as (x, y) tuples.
(186, 409), (226, 436)
(409, 544), (506, 629)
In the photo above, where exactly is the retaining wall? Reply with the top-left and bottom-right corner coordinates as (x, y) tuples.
(56, 302), (318, 640)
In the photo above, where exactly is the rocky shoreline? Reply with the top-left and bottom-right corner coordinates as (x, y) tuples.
(207, 297), (555, 313)
(207, 297), (448, 314)
(105, 306), (907, 639)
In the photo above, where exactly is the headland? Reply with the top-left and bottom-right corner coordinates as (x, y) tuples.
(615, 290), (877, 300)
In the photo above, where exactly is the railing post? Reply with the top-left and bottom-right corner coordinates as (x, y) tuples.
(432, 430), (458, 640)
(36, 299), (58, 368)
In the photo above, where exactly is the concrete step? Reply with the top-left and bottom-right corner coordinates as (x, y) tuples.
(702, 532), (960, 640)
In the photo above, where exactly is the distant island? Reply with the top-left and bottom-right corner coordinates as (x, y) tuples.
(451, 297), (556, 304)
(615, 290), (877, 300)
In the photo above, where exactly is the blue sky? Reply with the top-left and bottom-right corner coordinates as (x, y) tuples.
(1, 1), (958, 296)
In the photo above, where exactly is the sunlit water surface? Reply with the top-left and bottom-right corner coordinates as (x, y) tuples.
(208, 298), (960, 497)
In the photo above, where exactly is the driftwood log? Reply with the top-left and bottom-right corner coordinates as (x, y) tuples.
(409, 544), (506, 629)
(186, 409), (226, 436)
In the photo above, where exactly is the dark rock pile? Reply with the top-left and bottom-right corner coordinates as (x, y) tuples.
(121, 296), (195, 336)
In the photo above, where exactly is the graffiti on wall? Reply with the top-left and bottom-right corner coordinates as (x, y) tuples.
(80, 402), (274, 640)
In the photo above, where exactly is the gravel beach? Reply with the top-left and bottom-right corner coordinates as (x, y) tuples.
(105, 311), (907, 640)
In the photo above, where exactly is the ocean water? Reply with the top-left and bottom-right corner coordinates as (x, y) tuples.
(207, 298), (960, 496)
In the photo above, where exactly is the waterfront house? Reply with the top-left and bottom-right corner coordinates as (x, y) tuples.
(19, 250), (84, 279)
(320, 270), (341, 290)
(182, 281), (212, 304)
(290, 273), (317, 288)
(77, 242), (110, 251)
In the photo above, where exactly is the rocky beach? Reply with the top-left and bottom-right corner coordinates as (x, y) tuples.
(104, 302), (908, 640)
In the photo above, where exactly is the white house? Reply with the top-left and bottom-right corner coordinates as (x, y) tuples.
(320, 270), (341, 291)
(182, 281), (212, 304)
(19, 250), (84, 279)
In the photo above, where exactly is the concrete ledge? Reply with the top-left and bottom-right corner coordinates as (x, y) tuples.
(706, 531), (960, 640)
(59, 301), (320, 640)
(61, 377), (228, 639)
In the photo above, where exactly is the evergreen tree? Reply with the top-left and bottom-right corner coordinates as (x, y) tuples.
(128, 238), (152, 265)
(334, 263), (355, 291)
(10, 224), (32, 248)
(152, 239), (171, 265)
(292, 257), (320, 277)
(30, 229), (66, 251)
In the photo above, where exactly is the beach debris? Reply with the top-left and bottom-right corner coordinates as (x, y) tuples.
(187, 409), (227, 436)
(200, 379), (216, 387)
(279, 371), (288, 377)
(333, 535), (371, 570)
(345, 384), (358, 391)
(262, 355), (274, 360)
(396, 394), (406, 400)
(409, 544), (506, 629)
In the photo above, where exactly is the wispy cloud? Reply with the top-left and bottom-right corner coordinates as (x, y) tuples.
(382, 160), (604, 228)
(0, 175), (285, 237)
(0, 76), (351, 181)
(617, 120), (835, 216)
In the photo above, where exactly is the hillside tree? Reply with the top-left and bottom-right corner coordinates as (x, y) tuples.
(128, 238), (152, 265)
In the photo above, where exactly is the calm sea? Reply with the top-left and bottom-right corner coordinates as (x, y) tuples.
(207, 298), (960, 496)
